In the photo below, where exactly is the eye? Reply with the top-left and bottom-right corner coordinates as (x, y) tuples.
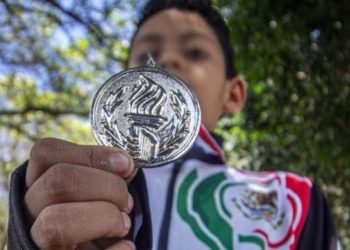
(184, 47), (208, 61)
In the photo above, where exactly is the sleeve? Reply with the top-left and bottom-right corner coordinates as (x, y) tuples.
(296, 183), (342, 250)
(7, 162), (38, 250)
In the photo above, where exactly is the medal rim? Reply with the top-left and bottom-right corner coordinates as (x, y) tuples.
(90, 65), (201, 168)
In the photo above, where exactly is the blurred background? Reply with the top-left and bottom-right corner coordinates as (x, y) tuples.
(0, 0), (349, 248)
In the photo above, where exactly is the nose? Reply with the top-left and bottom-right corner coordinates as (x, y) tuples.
(158, 50), (182, 73)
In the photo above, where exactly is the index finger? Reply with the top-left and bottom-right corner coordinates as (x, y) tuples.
(26, 138), (135, 187)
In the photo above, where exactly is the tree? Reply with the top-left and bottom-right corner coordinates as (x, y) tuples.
(0, 0), (349, 248)
(0, 0), (139, 246)
(215, 0), (350, 247)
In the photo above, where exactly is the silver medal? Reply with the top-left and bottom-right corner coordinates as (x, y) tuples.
(90, 55), (201, 167)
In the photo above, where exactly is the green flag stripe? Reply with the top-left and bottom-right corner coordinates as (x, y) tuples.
(219, 182), (246, 219)
(177, 170), (221, 250)
(193, 173), (233, 250)
(239, 235), (265, 250)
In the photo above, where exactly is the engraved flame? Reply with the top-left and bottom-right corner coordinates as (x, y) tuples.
(125, 75), (167, 129)
(129, 75), (166, 116)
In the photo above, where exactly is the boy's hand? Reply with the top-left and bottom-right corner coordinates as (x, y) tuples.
(24, 138), (137, 250)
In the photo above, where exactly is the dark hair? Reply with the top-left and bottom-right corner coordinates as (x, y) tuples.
(129, 0), (236, 79)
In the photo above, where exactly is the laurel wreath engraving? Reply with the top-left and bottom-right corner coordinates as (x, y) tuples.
(101, 85), (129, 150)
(158, 90), (190, 156)
(101, 83), (190, 164)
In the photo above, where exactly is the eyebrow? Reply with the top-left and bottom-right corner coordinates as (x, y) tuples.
(180, 31), (216, 43)
(134, 31), (216, 46)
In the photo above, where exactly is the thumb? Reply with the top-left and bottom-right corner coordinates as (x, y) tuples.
(26, 138), (136, 187)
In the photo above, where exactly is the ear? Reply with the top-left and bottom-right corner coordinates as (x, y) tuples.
(223, 77), (247, 114)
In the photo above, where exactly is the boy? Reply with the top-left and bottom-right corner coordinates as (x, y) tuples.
(8, 0), (340, 249)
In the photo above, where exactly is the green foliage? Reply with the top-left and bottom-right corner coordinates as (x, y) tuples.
(216, 0), (350, 247)
(0, 0), (137, 246)
(0, 0), (349, 248)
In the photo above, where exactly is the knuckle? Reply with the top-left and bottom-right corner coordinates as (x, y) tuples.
(42, 163), (73, 199)
(87, 146), (94, 168)
(23, 189), (37, 221)
(32, 206), (68, 248)
(30, 138), (57, 163)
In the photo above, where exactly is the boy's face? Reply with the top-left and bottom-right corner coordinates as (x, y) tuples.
(128, 9), (245, 131)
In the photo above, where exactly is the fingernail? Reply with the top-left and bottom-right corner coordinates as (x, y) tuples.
(122, 212), (131, 230)
(108, 153), (129, 173)
(124, 240), (136, 250)
(127, 194), (134, 213)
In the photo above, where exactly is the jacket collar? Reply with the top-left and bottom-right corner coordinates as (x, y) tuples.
(185, 124), (226, 165)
